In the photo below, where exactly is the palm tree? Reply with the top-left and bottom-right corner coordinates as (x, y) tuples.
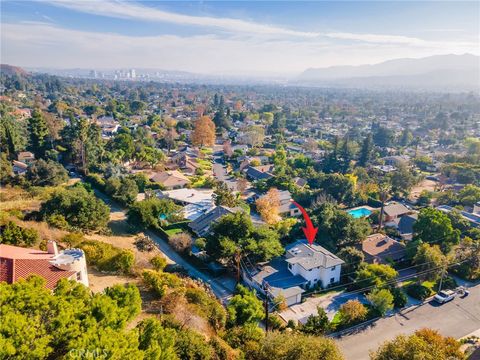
(378, 182), (392, 231)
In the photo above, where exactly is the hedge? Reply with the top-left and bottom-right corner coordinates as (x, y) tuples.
(405, 284), (432, 300)
(79, 240), (134, 274)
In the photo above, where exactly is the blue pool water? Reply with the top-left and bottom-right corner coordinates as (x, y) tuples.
(348, 207), (372, 218)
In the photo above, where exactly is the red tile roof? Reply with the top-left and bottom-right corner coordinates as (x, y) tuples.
(0, 244), (76, 289)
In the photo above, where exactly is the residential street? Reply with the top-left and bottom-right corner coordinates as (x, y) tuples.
(336, 284), (480, 360)
(212, 145), (238, 191)
(94, 189), (236, 302)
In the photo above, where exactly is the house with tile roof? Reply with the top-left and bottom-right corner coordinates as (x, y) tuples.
(0, 241), (89, 289)
(361, 233), (406, 264)
(150, 170), (190, 190)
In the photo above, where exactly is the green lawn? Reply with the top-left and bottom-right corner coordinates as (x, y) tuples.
(165, 228), (183, 236)
(197, 159), (212, 170)
(200, 148), (213, 155)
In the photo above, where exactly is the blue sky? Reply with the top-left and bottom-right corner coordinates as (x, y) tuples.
(1, 1), (479, 75)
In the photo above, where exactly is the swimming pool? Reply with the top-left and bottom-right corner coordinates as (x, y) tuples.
(347, 207), (373, 218)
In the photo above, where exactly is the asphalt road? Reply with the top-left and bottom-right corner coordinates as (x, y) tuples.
(212, 145), (238, 191)
(93, 189), (235, 302)
(336, 284), (480, 360)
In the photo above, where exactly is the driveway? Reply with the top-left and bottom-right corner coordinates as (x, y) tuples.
(94, 189), (235, 302)
(279, 291), (367, 323)
(336, 283), (480, 360)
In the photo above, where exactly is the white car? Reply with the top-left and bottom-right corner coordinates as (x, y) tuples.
(433, 290), (456, 304)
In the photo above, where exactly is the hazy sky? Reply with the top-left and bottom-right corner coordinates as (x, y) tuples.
(1, 1), (479, 75)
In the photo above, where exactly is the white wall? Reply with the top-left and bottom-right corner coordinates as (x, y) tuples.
(288, 262), (341, 289)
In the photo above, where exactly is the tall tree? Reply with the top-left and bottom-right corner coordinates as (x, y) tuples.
(371, 328), (464, 360)
(255, 188), (281, 225)
(413, 208), (460, 253)
(191, 116), (216, 148)
(28, 108), (49, 157)
(358, 133), (373, 167)
(377, 182), (391, 231)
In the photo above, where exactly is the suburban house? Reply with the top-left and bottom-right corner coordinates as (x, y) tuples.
(12, 160), (28, 175)
(157, 188), (214, 220)
(361, 233), (406, 264)
(293, 177), (308, 188)
(397, 213), (418, 240)
(0, 241), (89, 289)
(437, 205), (480, 228)
(150, 170), (190, 190)
(276, 190), (301, 217)
(244, 164), (275, 181)
(168, 151), (201, 174)
(383, 203), (411, 224)
(243, 240), (344, 306)
(17, 151), (35, 164)
(96, 116), (120, 138)
(189, 205), (242, 237)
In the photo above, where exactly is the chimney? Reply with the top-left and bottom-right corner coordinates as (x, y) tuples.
(47, 241), (59, 256)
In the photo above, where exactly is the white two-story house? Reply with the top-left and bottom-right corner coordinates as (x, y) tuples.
(285, 240), (344, 289)
(243, 239), (344, 306)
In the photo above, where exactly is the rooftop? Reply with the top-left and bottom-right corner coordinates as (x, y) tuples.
(158, 188), (214, 206)
(285, 240), (344, 270)
(362, 233), (406, 262)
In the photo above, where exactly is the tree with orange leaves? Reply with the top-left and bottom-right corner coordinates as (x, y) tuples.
(256, 187), (281, 225)
(191, 116), (215, 148)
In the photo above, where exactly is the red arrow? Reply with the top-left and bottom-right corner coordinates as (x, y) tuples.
(291, 200), (318, 245)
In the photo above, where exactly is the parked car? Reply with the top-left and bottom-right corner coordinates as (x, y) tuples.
(433, 290), (456, 304)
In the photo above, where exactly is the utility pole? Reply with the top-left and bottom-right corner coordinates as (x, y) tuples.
(263, 282), (269, 333)
(235, 250), (241, 284)
(437, 264), (447, 292)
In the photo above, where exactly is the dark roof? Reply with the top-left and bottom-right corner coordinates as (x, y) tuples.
(398, 213), (418, 235)
(251, 257), (306, 290)
(188, 206), (240, 236)
(244, 165), (274, 181)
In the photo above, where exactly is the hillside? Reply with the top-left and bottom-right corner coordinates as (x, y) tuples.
(0, 64), (28, 77)
(295, 54), (480, 91)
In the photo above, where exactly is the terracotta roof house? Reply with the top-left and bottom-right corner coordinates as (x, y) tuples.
(383, 203), (411, 223)
(361, 234), (406, 264)
(0, 241), (89, 289)
(150, 170), (190, 190)
(17, 151), (35, 164)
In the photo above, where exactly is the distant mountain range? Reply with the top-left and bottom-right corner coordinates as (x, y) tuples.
(0, 64), (28, 77)
(295, 54), (480, 91)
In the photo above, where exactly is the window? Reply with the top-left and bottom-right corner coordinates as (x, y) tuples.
(309, 268), (312, 271)
(288, 263), (292, 270)
(330, 277), (335, 284)
(331, 266), (336, 271)
(76, 272), (82, 281)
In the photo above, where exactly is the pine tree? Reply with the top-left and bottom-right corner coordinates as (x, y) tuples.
(28, 108), (49, 157)
(358, 133), (373, 167)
